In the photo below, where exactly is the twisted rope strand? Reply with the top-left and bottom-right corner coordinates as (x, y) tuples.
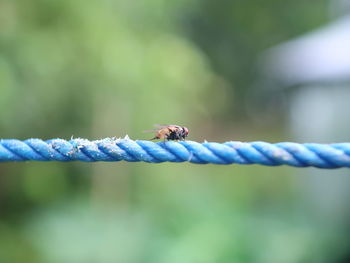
(0, 138), (349, 168)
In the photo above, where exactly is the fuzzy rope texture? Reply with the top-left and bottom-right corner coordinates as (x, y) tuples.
(0, 138), (350, 168)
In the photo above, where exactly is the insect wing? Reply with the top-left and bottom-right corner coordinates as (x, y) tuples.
(142, 129), (159, 133)
(143, 124), (171, 133)
(153, 124), (170, 129)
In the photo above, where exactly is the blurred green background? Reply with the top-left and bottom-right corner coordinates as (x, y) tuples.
(1, 0), (349, 262)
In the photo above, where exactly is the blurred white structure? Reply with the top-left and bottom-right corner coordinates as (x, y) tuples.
(263, 15), (350, 86)
(259, 6), (350, 223)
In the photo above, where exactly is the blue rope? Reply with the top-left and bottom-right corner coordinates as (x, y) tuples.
(0, 138), (349, 168)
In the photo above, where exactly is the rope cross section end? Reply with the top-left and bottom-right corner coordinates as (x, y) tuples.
(0, 138), (350, 168)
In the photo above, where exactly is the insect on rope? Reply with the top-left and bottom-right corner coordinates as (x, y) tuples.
(145, 125), (189, 141)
